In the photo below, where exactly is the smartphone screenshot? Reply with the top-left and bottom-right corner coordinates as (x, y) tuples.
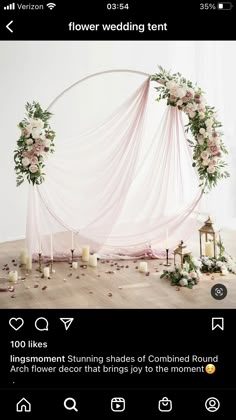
(0, 1), (235, 417)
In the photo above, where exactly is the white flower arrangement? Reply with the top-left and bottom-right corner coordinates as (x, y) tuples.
(151, 66), (229, 192)
(14, 102), (56, 186)
(161, 256), (201, 289)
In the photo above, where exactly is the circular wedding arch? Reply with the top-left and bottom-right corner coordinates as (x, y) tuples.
(47, 69), (150, 111)
(26, 68), (208, 258)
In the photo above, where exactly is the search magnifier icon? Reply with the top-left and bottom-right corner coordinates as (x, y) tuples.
(64, 397), (78, 412)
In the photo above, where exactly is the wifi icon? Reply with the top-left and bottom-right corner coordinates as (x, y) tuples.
(47, 2), (56, 9)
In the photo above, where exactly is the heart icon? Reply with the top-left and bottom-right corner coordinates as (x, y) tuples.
(9, 317), (24, 331)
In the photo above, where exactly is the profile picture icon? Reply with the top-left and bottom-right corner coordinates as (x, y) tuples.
(205, 397), (220, 412)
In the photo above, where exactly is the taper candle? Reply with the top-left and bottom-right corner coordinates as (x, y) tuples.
(50, 234), (53, 260)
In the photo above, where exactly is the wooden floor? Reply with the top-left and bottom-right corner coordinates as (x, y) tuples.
(0, 240), (235, 309)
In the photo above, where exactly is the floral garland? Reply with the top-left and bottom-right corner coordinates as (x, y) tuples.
(151, 66), (229, 192)
(14, 102), (55, 186)
(161, 255), (201, 289)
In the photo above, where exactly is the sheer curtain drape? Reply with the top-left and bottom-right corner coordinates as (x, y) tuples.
(26, 74), (203, 259)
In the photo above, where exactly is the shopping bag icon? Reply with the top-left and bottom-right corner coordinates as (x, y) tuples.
(158, 397), (172, 412)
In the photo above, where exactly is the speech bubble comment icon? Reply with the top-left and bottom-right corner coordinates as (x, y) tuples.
(35, 317), (49, 331)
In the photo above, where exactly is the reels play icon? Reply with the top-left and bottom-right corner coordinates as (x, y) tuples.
(111, 397), (125, 412)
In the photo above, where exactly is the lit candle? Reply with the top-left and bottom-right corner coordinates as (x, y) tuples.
(89, 254), (98, 267)
(82, 245), (90, 262)
(43, 267), (50, 278)
(39, 237), (42, 254)
(205, 241), (214, 257)
(72, 261), (78, 269)
(50, 235), (53, 260)
(20, 248), (28, 265)
(71, 231), (74, 250)
(26, 256), (32, 270)
(138, 261), (148, 273)
(166, 228), (169, 249)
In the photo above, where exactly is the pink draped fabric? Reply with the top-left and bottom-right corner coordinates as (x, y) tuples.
(26, 76), (202, 260)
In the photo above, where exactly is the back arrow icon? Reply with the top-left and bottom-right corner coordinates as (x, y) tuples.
(6, 20), (13, 33)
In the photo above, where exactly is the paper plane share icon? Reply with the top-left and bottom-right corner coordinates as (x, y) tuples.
(60, 318), (74, 330)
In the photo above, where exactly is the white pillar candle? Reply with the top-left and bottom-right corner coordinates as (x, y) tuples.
(50, 234), (53, 260)
(8, 271), (14, 282)
(71, 231), (74, 250)
(72, 261), (78, 269)
(89, 254), (97, 267)
(20, 248), (28, 265)
(26, 256), (32, 270)
(221, 266), (228, 276)
(205, 241), (214, 257)
(82, 245), (90, 262)
(43, 267), (50, 278)
(139, 261), (148, 273)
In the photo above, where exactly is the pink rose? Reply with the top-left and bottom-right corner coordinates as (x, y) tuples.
(212, 131), (218, 138)
(29, 164), (38, 174)
(210, 145), (220, 156)
(209, 158), (218, 166)
(207, 139), (216, 147)
(207, 166), (216, 173)
(189, 271), (197, 279)
(186, 91), (193, 99)
(30, 156), (38, 165)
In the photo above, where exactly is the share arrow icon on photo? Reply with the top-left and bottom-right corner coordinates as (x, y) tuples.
(60, 318), (74, 331)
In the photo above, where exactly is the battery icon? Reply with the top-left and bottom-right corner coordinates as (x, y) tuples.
(217, 2), (233, 9)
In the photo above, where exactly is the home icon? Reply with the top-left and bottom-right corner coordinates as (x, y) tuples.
(16, 398), (31, 412)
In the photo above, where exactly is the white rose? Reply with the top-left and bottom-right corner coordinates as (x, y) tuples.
(216, 261), (224, 268)
(177, 99), (183, 106)
(206, 118), (213, 127)
(202, 159), (210, 166)
(22, 157), (30, 167)
(32, 127), (43, 139)
(199, 128), (205, 135)
(176, 86), (187, 99)
(166, 80), (177, 90)
(30, 118), (44, 129)
(179, 278), (188, 287)
(199, 112), (205, 120)
(26, 138), (33, 146)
